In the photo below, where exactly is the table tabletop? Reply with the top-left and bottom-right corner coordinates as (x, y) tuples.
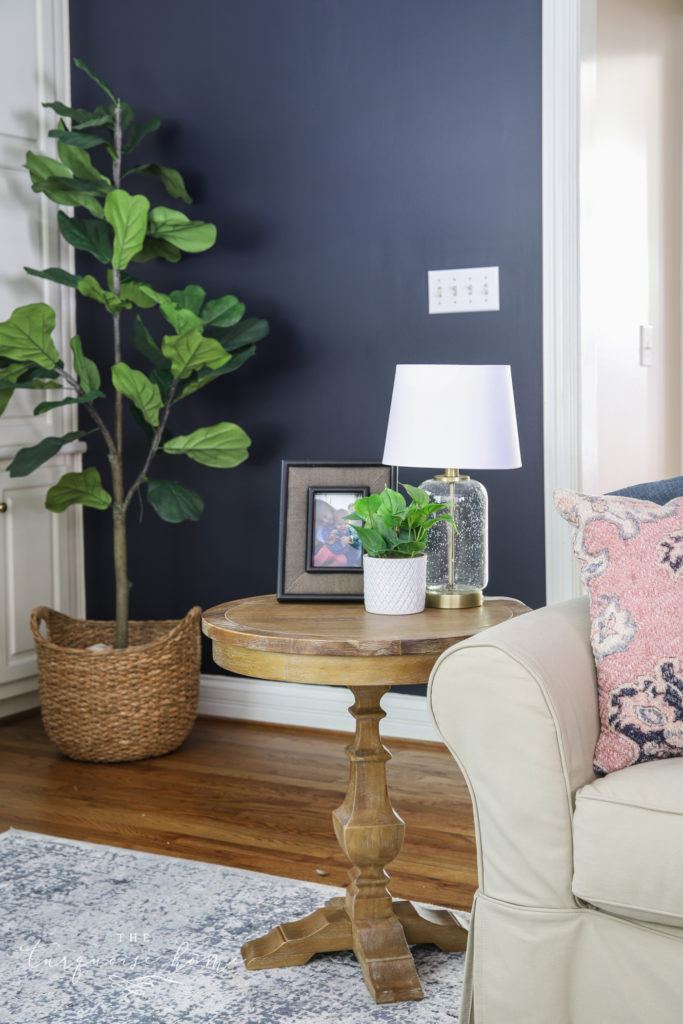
(202, 594), (529, 687)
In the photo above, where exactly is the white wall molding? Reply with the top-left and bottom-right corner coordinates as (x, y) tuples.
(198, 673), (440, 743)
(542, 0), (586, 604)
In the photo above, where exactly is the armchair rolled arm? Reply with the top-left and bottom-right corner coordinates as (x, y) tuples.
(428, 597), (599, 909)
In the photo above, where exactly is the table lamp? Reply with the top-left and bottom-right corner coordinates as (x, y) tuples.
(382, 364), (521, 608)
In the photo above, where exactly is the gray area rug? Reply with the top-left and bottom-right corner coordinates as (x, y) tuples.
(0, 829), (464, 1023)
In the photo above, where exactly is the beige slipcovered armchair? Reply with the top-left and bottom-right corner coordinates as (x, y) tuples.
(428, 597), (683, 1024)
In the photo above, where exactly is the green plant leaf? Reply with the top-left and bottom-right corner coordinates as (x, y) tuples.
(378, 488), (406, 515)
(57, 137), (110, 182)
(117, 279), (158, 308)
(8, 430), (90, 478)
(0, 303), (59, 369)
(123, 162), (192, 203)
(70, 334), (101, 392)
(104, 189), (150, 270)
(123, 117), (161, 154)
(163, 422), (251, 467)
(25, 151), (72, 185)
(0, 389), (14, 414)
(111, 362), (163, 426)
(150, 366), (174, 400)
(201, 294), (245, 328)
(32, 390), (104, 416)
(77, 275), (131, 314)
(45, 466), (112, 512)
(146, 479), (204, 523)
(132, 236), (182, 263)
(401, 482), (430, 506)
(131, 315), (170, 369)
(351, 525), (386, 555)
(169, 285), (206, 315)
(48, 128), (107, 150)
(148, 207), (216, 253)
(211, 317), (269, 352)
(159, 300), (203, 335)
(73, 58), (117, 102)
(58, 212), (113, 263)
(24, 266), (82, 289)
(42, 100), (95, 123)
(161, 330), (230, 380)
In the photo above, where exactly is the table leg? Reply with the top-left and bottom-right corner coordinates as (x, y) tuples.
(241, 684), (467, 1003)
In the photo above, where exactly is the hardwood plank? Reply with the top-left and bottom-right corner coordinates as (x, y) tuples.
(0, 713), (477, 910)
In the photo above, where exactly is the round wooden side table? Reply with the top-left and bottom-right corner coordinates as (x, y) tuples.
(202, 594), (528, 1004)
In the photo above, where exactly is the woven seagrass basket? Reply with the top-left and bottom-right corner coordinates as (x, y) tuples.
(30, 605), (202, 763)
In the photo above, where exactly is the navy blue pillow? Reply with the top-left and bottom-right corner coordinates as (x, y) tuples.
(609, 475), (683, 506)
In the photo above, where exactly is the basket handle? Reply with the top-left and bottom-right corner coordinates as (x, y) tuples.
(30, 607), (51, 643)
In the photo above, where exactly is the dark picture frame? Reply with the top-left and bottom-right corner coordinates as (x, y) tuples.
(277, 461), (396, 601)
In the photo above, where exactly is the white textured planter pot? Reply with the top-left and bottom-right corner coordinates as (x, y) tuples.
(362, 554), (426, 615)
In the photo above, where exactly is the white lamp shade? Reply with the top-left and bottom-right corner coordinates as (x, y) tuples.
(382, 364), (522, 470)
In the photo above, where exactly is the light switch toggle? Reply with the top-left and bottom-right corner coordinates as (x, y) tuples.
(428, 267), (500, 314)
(639, 325), (654, 367)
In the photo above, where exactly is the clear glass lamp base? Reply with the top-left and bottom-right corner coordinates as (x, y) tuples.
(422, 471), (488, 609)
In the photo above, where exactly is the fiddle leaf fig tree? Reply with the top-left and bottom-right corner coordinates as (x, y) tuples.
(0, 59), (268, 649)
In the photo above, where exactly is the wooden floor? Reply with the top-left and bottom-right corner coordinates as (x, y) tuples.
(0, 712), (477, 911)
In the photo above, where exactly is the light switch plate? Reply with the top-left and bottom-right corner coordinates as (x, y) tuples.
(428, 266), (500, 314)
(639, 324), (653, 367)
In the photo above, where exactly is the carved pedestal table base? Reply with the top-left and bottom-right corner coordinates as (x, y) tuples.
(202, 595), (528, 1004)
(241, 685), (466, 1003)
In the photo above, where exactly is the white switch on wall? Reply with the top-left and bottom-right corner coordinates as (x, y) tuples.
(428, 266), (500, 314)
(639, 324), (654, 367)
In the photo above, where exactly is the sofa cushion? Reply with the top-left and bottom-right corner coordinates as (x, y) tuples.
(554, 489), (683, 773)
(573, 759), (683, 927)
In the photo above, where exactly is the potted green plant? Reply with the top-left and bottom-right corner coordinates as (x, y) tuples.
(346, 484), (456, 614)
(0, 60), (268, 762)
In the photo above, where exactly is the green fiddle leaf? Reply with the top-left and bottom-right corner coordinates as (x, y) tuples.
(8, 430), (91, 478)
(29, 174), (105, 218)
(111, 362), (163, 426)
(58, 212), (113, 263)
(132, 236), (182, 263)
(25, 151), (71, 184)
(48, 128), (107, 150)
(123, 162), (192, 203)
(148, 207), (216, 253)
(72, 58), (117, 103)
(159, 300), (203, 335)
(33, 390), (104, 416)
(24, 266), (82, 289)
(150, 366), (174, 400)
(163, 422), (251, 467)
(104, 189), (150, 270)
(0, 303), (59, 369)
(210, 317), (269, 353)
(201, 294), (244, 328)
(45, 466), (112, 512)
(57, 137), (110, 182)
(42, 100), (95, 123)
(146, 479), (204, 523)
(118, 279), (158, 309)
(162, 330), (230, 380)
(0, 389), (13, 415)
(169, 285), (206, 315)
(123, 117), (161, 154)
(77, 275), (131, 314)
(70, 334), (101, 392)
(131, 315), (170, 370)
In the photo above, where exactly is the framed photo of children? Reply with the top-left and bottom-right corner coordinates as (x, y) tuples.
(277, 461), (397, 601)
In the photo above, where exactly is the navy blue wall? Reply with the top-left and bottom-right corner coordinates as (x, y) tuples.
(69, 0), (544, 648)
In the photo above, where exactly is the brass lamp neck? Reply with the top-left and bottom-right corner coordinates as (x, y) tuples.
(435, 467), (470, 482)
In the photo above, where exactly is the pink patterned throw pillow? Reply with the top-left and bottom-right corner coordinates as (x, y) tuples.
(554, 489), (683, 774)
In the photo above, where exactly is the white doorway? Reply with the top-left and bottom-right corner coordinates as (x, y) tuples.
(543, 0), (683, 604)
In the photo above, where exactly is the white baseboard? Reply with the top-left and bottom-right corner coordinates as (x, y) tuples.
(198, 673), (440, 743)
